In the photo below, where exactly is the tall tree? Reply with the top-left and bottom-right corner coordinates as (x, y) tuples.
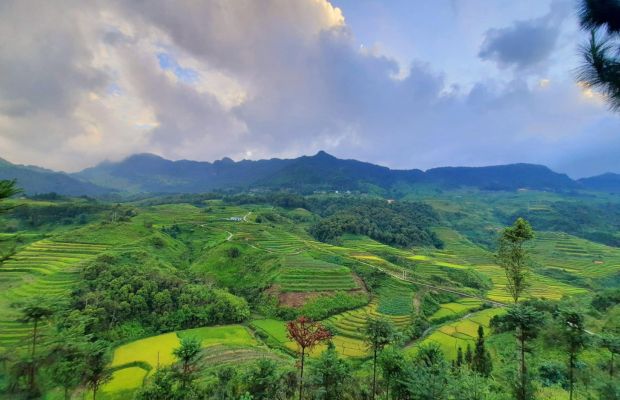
(172, 337), (202, 390)
(286, 316), (331, 400)
(364, 317), (396, 400)
(310, 341), (351, 400)
(577, 0), (620, 111)
(559, 310), (589, 400)
(503, 304), (545, 400)
(497, 218), (534, 304)
(464, 344), (473, 366)
(601, 333), (620, 379)
(83, 341), (112, 400)
(19, 301), (53, 391)
(471, 325), (492, 377)
(379, 346), (404, 400)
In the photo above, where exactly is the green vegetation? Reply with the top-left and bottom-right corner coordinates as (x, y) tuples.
(0, 188), (618, 399)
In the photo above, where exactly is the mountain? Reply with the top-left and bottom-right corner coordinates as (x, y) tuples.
(424, 164), (578, 191)
(75, 153), (293, 193)
(257, 151), (424, 191)
(71, 151), (593, 194)
(578, 173), (620, 193)
(0, 158), (110, 196)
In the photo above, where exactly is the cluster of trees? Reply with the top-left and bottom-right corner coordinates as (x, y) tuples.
(309, 200), (442, 248)
(71, 250), (250, 339)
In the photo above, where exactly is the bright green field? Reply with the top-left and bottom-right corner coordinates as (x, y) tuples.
(104, 324), (263, 394)
(408, 308), (505, 359)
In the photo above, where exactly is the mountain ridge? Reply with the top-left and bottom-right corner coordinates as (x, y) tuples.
(0, 152), (618, 195)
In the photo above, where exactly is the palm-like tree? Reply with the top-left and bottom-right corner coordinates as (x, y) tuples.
(577, 0), (620, 111)
(20, 303), (54, 390)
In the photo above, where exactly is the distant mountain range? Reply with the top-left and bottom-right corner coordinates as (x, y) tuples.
(0, 151), (618, 195)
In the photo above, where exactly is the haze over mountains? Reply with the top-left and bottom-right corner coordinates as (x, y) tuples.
(0, 151), (618, 195)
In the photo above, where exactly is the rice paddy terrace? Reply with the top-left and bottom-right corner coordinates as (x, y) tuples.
(0, 239), (109, 350)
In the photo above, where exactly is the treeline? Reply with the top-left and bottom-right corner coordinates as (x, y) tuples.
(308, 200), (442, 248)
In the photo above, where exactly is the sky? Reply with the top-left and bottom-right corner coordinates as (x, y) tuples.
(0, 0), (618, 178)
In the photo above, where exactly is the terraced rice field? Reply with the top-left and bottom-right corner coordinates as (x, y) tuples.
(475, 264), (587, 302)
(254, 230), (309, 255)
(376, 279), (415, 315)
(324, 298), (411, 341)
(105, 324), (274, 394)
(275, 255), (359, 292)
(530, 232), (620, 280)
(408, 308), (504, 359)
(429, 298), (483, 321)
(0, 240), (108, 350)
(251, 318), (367, 357)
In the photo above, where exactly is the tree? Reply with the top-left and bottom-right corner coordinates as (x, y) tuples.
(83, 341), (112, 400)
(0, 180), (20, 209)
(401, 343), (450, 400)
(286, 316), (331, 400)
(503, 304), (545, 400)
(455, 346), (464, 369)
(497, 218), (534, 304)
(310, 341), (351, 400)
(558, 310), (589, 400)
(172, 337), (202, 389)
(471, 326), (492, 377)
(364, 317), (396, 400)
(19, 301), (53, 391)
(244, 358), (290, 400)
(464, 344), (473, 366)
(601, 333), (620, 379)
(47, 337), (88, 400)
(577, 0), (620, 111)
(378, 346), (404, 400)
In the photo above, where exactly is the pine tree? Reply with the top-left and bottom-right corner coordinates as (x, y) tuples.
(471, 326), (492, 377)
(464, 344), (473, 366)
(456, 346), (464, 368)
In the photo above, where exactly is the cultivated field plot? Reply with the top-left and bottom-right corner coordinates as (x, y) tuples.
(251, 318), (367, 357)
(275, 255), (359, 292)
(530, 231), (620, 280)
(252, 230), (309, 255)
(0, 240), (108, 350)
(408, 307), (504, 359)
(429, 298), (484, 321)
(324, 299), (411, 342)
(475, 264), (587, 303)
(104, 325), (276, 394)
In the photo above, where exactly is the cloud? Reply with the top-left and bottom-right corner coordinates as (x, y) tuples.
(0, 0), (618, 177)
(478, 0), (571, 70)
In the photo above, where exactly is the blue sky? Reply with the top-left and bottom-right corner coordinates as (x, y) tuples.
(0, 0), (618, 177)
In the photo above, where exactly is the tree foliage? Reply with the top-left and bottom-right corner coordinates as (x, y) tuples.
(497, 217), (534, 303)
(577, 0), (620, 111)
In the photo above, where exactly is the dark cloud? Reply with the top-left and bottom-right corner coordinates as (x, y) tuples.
(478, 0), (571, 70)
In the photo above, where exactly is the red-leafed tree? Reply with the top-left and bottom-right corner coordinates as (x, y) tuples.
(286, 316), (332, 400)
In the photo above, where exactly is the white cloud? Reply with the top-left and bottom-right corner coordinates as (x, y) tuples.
(0, 0), (618, 177)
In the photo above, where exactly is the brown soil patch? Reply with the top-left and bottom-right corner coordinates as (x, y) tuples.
(593, 260), (604, 264)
